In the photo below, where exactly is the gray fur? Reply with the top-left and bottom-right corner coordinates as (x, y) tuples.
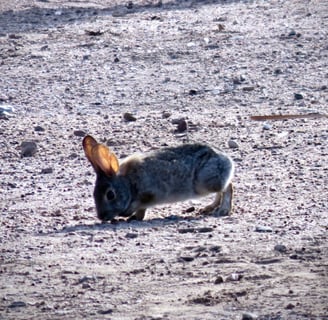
(84, 138), (234, 222)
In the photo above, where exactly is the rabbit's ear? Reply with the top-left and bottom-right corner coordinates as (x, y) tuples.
(93, 144), (119, 176)
(82, 135), (119, 176)
(83, 135), (98, 166)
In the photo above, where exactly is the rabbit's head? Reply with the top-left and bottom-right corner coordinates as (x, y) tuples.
(82, 135), (132, 221)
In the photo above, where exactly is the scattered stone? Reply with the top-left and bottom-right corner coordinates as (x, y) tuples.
(288, 30), (301, 38)
(162, 111), (171, 118)
(274, 68), (283, 75)
(98, 308), (113, 315)
(68, 152), (79, 159)
(255, 225), (273, 233)
(73, 130), (86, 137)
(0, 104), (15, 118)
(150, 15), (162, 21)
(82, 283), (91, 289)
(226, 273), (243, 281)
(274, 244), (287, 253)
(233, 75), (246, 85)
(242, 312), (258, 320)
(197, 227), (214, 233)
(214, 275), (224, 284)
(125, 232), (138, 239)
(285, 303), (295, 309)
(294, 93), (304, 100)
(178, 228), (195, 234)
(41, 167), (53, 174)
(8, 33), (22, 39)
(21, 141), (37, 158)
(179, 256), (194, 262)
(209, 245), (221, 252)
(288, 29), (297, 37)
(123, 112), (137, 122)
(34, 125), (45, 132)
(77, 276), (96, 284)
(254, 258), (282, 265)
(228, 139), (239, 149)
(113, 56), (120, 63)
(262, 123), (271, 130)
(189, 89), (198, 95)
(85, 29), (105, 36)
(185, 206), (195, 213)
(8, 301), (27, 308)
(242, 86), (255, 92)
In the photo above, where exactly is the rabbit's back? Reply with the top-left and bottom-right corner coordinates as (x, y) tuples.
(120, 144), (233, 205)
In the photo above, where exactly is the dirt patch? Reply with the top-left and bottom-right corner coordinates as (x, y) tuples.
(1, 0), (327, 319)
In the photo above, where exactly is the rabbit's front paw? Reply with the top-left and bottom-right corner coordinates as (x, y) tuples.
(212, 207), (231, 217)
(127, 209), (146, 222)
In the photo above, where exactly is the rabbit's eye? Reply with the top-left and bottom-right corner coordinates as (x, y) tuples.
(106, 189), (116, 201)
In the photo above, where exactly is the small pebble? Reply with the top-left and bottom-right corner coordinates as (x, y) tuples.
(228, 139), (239, 149)
(125, 232), (138, 239)
(162, 111), (171, 119)
(41, 167), (53, 174)
(226, 273), (243, 281)
(274, 244), (287, 253)
(274, 68), (283, 75)
(294, 93), (304, 100)
(255, 225), (273, 232)
(73, 130), (86, 137)
(34, 126), (45, 132)
(242, 86), (255, 92)
(214, 275), (224, 284)
(178, 228), (195, 234)
(82, 283), (91, 289)
(85, 30), (104, 36)
(123, 112), (137, 122)
(242, 312), (258, 320)
(8, 301), (27, 308)
(21, 141), (37, 158)
(197, 227), (214, 233)
(179, 256), (194, 262)
(0, 104), (15, 116)
(98, 308), (113, 315)
(288, 29), (297, 37)
(263, 123), (271, 130)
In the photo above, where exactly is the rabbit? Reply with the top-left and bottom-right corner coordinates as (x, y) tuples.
(83, 135), (234, 222)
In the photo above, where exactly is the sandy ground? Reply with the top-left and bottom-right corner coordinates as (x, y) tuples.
(0, 0), (327, 319)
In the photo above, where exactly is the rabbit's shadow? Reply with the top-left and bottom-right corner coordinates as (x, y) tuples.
(49, 214), (215, 236)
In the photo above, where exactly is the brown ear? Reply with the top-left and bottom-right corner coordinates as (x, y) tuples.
(93, 144), (119, 176)
(82, 135), (119, 176)
(83, 135), (98, 166)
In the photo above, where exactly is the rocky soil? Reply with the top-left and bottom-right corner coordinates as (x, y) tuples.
(0, 0), (327, 319)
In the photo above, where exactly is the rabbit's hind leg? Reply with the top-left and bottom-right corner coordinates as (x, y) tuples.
(212, 183), (233, 217)
(199, 192), (222, 215)
(199, 183), (233, 217)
